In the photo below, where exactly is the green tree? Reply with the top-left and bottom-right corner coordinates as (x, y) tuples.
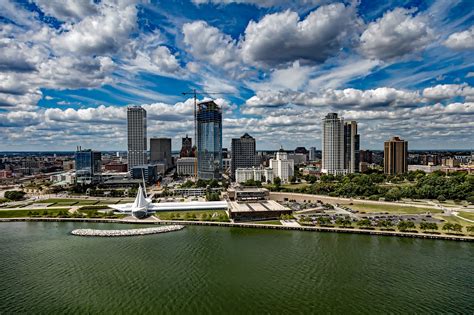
(466, 226), (474, 234)
(4, 190), (26, 201)
(357, 219), (372, 228)
(442, 223), (453, 233)
(452, 223), (463, 233)
(273, 177), (281, 187)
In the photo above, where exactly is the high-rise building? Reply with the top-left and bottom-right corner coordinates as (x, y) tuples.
(384, 137), (408, 175)
(127, 106), (147, 171)
(197, 101), (222, 180)
(180, 135), (193, 157)
(322, 113), (347, 175)
(359, 150), (373, 164)
(231, 133), (257, 180)
(269, 147), (294, 183)
(150, 138), (172, 170)
(344, 121), (360, 173)
(75, 147), (101, 184)
(309, 147), (317, 161)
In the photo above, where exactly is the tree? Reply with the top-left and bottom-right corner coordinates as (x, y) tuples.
(4, 190), (26, 201)
(289, 176), (296, 184)
(467, 226), (474, 234)
(273, 177), (281, 187)
(357, 219), (372, 228)
(442, 223), (453, 233)
(452, 223), (463, 233)
(437, 195), (446, 202)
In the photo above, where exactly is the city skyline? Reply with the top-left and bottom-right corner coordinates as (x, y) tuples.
(0, 0), (473, 151)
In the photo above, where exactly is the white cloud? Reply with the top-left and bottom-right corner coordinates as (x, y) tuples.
(241, 4), (361, 67)
(444, 26), (474, 50)
(32, 0), (98, 22)
(423, 83), (474, 101)
(182, 21), (240, 70)
(191, 0), (324, 8)
(52, 1), (138, 55)
(245, 87), (421, 109)
(359, 8), (434, 60)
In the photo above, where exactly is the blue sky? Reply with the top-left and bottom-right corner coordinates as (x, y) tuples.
(0, 0), (473, 151)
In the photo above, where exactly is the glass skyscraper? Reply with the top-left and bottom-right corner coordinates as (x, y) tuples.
(127, 106), (147, 171)
(75, 148), (101, 184)
(197, 101), (222, 180)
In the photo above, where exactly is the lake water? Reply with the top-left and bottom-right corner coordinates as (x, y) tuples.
(0, 222), (472, 314)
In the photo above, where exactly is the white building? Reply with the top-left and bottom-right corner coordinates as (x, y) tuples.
(269, 147), (294, 183)
(177, 157), (196, 176)
(235, 167), (274, 184)
(322, 113), (347, 175)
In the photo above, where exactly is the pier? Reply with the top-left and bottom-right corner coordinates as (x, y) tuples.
(71, 225), (185, 237)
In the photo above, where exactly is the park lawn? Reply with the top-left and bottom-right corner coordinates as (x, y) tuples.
(281, 183), (311, 190)
(0, 209), (70, 218)
(435, 215), (472, 229)
(155, 210), (229, 221)
(249, 220), (282, 225)
(341, 202), (442, 214)
(34, 199), (99, 206)
(457, 211), (474, 221)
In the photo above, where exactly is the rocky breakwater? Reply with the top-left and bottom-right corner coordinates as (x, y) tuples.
(71, 225), (185, 237)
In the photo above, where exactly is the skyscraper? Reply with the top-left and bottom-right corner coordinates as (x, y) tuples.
(384, 137), (408, 175)
(344, 121), (360, 173)
(197, 101), (222, 180)
(180, 134), (193, 157)
(75, 147), (101, 184)
(309, 147), (317, 161)
(322, 113), (347, 175)
(231, 133), (257, 180)
(150, 138), (172, 170)
(127, 106), (147, 171)
(269, 146), (294, 183)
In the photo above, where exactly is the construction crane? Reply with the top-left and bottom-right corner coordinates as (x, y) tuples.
(181, 89), (233, 178)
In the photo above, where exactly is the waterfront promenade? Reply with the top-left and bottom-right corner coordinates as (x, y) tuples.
(1, 217), (473, 242)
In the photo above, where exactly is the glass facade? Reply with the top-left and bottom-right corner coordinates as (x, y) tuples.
(75, 150), (101, 183)
(197, 101), (222, 180)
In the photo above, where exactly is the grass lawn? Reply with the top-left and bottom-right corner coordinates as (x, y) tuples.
(249, 220), (282, 225)
(34, 199), (100, 206)
(456, 211), (474, 222)
(434, 215), (472, 229)
(281, 183), (310, 190)
(0, 209), (70, 218)
(155, 210), (229, 222)
(341, 202), (441, 214)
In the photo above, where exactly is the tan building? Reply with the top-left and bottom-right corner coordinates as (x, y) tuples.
(384, 137), (408, 175)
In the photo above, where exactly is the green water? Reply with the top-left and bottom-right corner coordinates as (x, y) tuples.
(0, 222), (472, 314)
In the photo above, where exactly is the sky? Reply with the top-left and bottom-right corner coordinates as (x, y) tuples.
(0, 0), (473, 151)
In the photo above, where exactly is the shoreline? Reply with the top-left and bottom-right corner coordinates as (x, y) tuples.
(1, 217), (473, 242)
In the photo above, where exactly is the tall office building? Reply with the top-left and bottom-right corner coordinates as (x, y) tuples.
(197, 101), (222, 180)
(269, 147), (294, 183)
(309, 147), (317, 161)
(127, 106), (147, 171)
(384, 137), (408, 175)
(180, 134), (193, 157)
(75, 147), (101, 183)
(344, 121), (360, 173)
(322, 113), (347, 175)
(231, 133), (257, 180)
(150, 138), (172, 170)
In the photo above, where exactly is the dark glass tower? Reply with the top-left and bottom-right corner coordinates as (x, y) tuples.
(197, 101), (222, 180)
(231, 133), (257, 180)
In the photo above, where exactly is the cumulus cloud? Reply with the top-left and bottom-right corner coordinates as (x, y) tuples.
(423, 83), (474, 101)
(359, 8), (434, 60)
(241, 4), (361, 67)
(182, 21), (240, 70)
(444, 26), (474, 50)
(246, 87), (421, 109)
(32, 0), (98, 22)
(52, 1), (138, 55)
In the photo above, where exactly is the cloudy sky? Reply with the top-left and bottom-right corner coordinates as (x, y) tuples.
(0, 0), (473, 151)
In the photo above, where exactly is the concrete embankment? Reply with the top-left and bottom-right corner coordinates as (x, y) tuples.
(71, 225), (184, 237)
(0, 217), (473, 242)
